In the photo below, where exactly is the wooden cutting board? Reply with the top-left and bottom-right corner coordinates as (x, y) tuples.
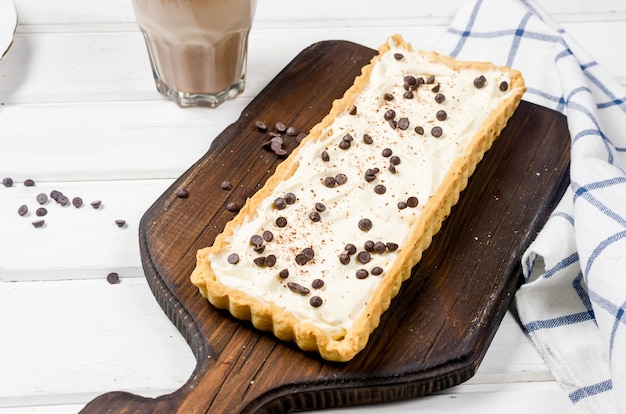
(81, 40), (570, 413)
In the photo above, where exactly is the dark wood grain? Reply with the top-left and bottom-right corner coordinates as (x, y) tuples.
(81, 40), (570, 414)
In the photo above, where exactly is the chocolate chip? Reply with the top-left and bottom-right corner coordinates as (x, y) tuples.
(303, 247), (315, 261)
(335, 173), (347, 185)
(175, 188), (189, 199)
(227, 253), (240, 264)
(18, 205), (28, 216)
(384, 93), (394, 101)
(90, 200), (102, 209)
(404, 75), (417, 87)
(363, 134), (373, 144)
(390, 155), (401, 165)
(436, 110), (448, 121)
(226, 201), (240, 212)
(309, 211), (321, 222)
(275, 122), (286, 133)
(358, 218), (372, 231)
(384, 109), (396, 121)
(414, 126), (424, 135)
(356, 269), (369, 279)
(36, 193), (48, 205)
(315, 202), (326, 212)
(434, 93), (445, 103)
(72, 197), (83, 208)
(115, 219), (126, 228)
(107, 272), (120, 284)
(323, 176), (336, 188)
(398, 201), (408, 209)
(371, 267), (384, 276)
(286, 126), (298, 136)
(284, 193), (296, 204)
(310, 296), (323, 307)
(253, 245), (266, 254)
(388, 119), (398, 130)
(279, 269), (289, 279)
(296, 133), (307, 144)
(382, 148), (393, 157)
(339, 140), (351, 150)
(276, 216), (287, 227)
(386, 242), (399, 251)
(274, 197), (287, 210)
(50, 190), (62, 201)
(265, 254), (277, 267)
(345, 244), (357, 255)
(388, 164), (397, 174)
(32, 220), (45, 228)
(312, 279), (324, 289)
(397, 117), (410, 130)
(288, 282), (310, 295)
(57, 195), (70, 207)
(255, 120), (268, 132)
(339, 253), (350, 265)
(250, 234), (264, 246)
(473, 75), (486, 88)
(357, 251), (371, 264)
(431, 83), (441, 93)
(321, 150), (330, 162)
(374, 184), (386, 194)
(431, 126), (443, 138)
(374, 242), (387, 254)
(253, 256), (266, 266)
(499, 81), (509, 91)
(348, 105), (357, 115)
(295, 253), (307, 265)
(393, 53), (404, 60)
(220, 180), (233, 190)
(262, 230), (274, 242)
(426, 75), (435, 84)
(403, 91), (414, 99)
(24, 179), (35, 187)
(364, 240), (375, 252)
(2, 177), (13, 187)
(407, 196), (419, 207)
(36, 207), (47, 217)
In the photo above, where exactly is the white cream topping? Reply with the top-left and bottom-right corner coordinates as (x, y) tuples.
(208, 38), (517, 338)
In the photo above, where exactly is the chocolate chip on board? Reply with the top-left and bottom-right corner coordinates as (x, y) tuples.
(106, 272), (120, 284)
(2, 177), (13, 187)
(17, 204), (28, 216)
(114, 219), (127, 228)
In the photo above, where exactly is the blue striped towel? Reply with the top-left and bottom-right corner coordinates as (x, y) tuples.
(436, 0), (626, 412)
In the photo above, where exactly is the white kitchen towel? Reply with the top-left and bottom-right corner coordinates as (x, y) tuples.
(436, 1), (626, 412)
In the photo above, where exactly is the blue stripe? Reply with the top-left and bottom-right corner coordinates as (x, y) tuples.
(506, 12), (533, 67)
(569, 380), (613, 404)
(524, 311), (594, 333)
(449, 0), (483, 58)
(585, 230), (626, 286)
(551, 211), (574, 226)
(543, 252), (579, 279)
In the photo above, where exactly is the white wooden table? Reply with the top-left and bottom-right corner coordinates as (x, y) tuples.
(1, 1), (624, 412)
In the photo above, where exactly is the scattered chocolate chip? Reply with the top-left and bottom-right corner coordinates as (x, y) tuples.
(36, 193), (48, 205)
(357, 251), (371, 264)
(227, 253), (240, 264)
(371, 266), (384, 276)
(499, 81), (509, 91)
(288, 282), (310, 295)
(312, 279), (324, 289)
(2, 177), (13, 187)
(18, 205), (28, 216)
(303, 247), (315, 261)
(255, 120), (268, 132)
(286, 126), (298, 136)
(388, 119), (398, 130)
(295, 254), (308, 265)
(382, 148), (393, 157)
(24, 179), (35, 187)
(426, 75), (436, 84)
(398, 201), (408, 209)
(335, 173), (348, 185)
(339, 139), (351, 150)
(388, 164), (397, 174)
(253, 256), (266, 266)
(57, 195), (70, 207)
(253, 245), (266, 254)
(374, 184), (386, 194)
(315, 202), (326, 212)
(220, 180), (233, 190)
(90, 200), (102, 209)
(323, 176), (336, 188)
(390, 155), (401, 165)
(386, 242), (399, 251)
(364, 240), (375, 252)
(274, 197), (287, 210)
(309, 211), (321, 222)
(403, 91), (414, 99)
(262, 230), (273, 242)
(384, 93), (394, 101)
(404, 75), (417, 87)
(384, 109), (396, 121)
(226, 201), (240, 212)
(348, 105), (357, 115)
(363, 134), (374, 144)
(374, 242), (387, 254)
(32, 220), (45, 228)
(175, 188), (188, 199)
(414, 126), (424, 135)
(274, 122), (286, 133)
(296, 133), (307, 143)
(250, 234), (264, 247)
(434, 93), (445, 103)
(106, 272), (120, 284)
(431, 83), (441, 93)
(345, 244), (357, 255)
(339, 253), (350, 265)
(356, 269), (369, 279)
(431, 126), (443, 138)
(473, 75), (487, 88)
(358, 218), (372, 231)
(397, 117), (410, 130)
(309, 296), (323, 307)
(278, 268), (289, 279)
(407, 196), (419, 208)
(276, 216), (287, 227)
(393, 53), (404, 60)
(115, 219), (126, 228)
(36, 207), (47, 217)
(284, 193), (296, 204)
(50, 190), (62, 200)
(436, 110), (447, 121)
(265, 254), (277, 267)
(321, 150), (330, 162)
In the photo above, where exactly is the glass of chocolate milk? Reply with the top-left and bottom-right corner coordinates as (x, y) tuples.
(131, 0), (257, 108)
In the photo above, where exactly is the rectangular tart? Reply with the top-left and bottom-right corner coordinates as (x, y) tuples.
(190, 34), (526, 362)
